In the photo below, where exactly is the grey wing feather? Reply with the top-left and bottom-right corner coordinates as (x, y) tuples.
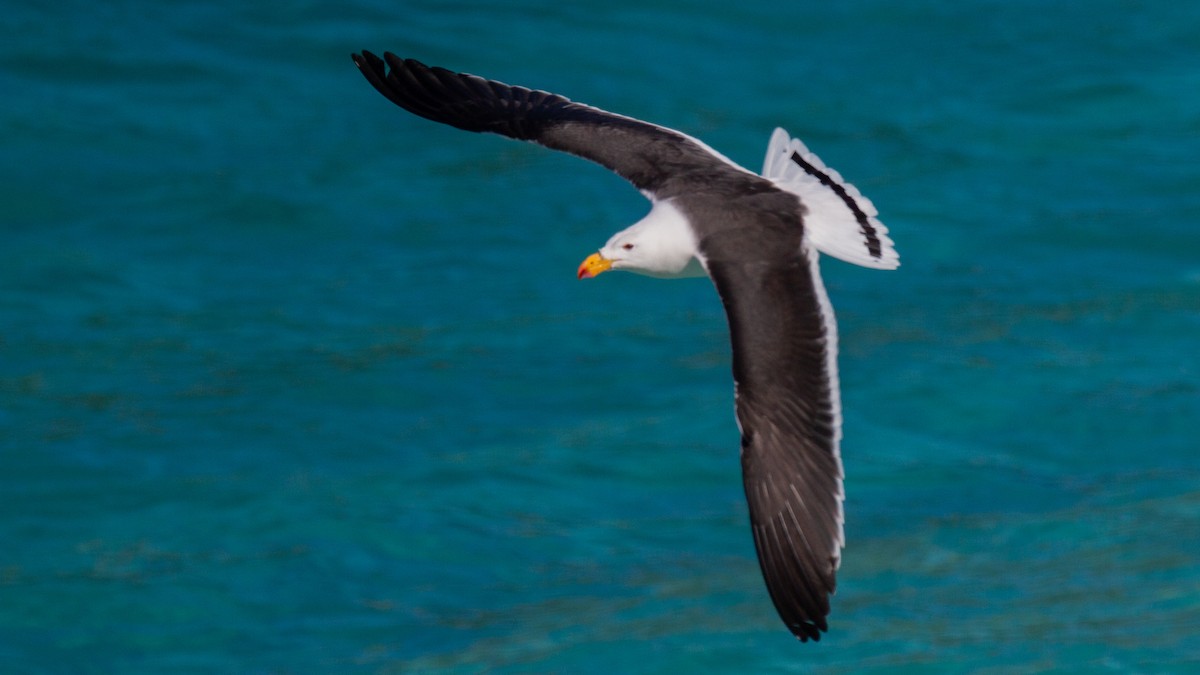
(704, 229), (844, 642)
(351, 51), (735, 195)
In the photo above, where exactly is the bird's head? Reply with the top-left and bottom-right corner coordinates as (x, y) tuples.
(577, 202), (704, 280)
(576, 231), (644, 279)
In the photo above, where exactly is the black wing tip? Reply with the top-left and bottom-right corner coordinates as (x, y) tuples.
(350, 49), (387, 76)
(790, 618), (827, 642)
(750, 518), (837, 642)
(350, 51), (421, 92)
(349, 51), (574, 141)
(776, 585), (831, 641)
(763, 565), (835, 642)
(352, 51), (450, 88)
(350, 50), (467, 129)
(351, 49), (416, 67)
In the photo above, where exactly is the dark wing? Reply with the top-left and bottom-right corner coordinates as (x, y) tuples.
(351, 51), (744, 196)
(703, 222), (844, 642)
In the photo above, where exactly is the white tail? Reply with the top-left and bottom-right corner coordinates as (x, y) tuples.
(763, 128), (899, 270)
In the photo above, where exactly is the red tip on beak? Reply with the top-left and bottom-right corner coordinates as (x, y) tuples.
(577, 253), (612, 279)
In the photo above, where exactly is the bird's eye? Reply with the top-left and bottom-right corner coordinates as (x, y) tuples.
(621, 243), (635, 250)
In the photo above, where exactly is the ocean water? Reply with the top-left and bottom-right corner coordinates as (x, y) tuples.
(2, 1), (1199, 672)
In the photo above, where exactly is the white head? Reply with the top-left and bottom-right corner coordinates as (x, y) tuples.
(577, 200), (705, 279)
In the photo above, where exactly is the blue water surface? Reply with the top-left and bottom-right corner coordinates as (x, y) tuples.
(2, 1), (1199, 672)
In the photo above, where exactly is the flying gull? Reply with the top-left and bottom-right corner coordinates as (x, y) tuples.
(351, 51), (899, 642)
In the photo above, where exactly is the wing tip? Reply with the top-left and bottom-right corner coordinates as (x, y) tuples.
(791, 620), (827, 642)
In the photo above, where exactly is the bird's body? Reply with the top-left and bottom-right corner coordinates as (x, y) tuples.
(351, 51), (898, 641)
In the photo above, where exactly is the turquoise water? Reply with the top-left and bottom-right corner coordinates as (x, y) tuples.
(3, 1), (1199, 671)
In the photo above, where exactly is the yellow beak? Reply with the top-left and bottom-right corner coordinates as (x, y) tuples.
(577, 252), (613, 279)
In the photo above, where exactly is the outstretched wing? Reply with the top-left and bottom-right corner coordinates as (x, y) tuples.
(704, 233), (845, 642)
(351, 51), (751, 197)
